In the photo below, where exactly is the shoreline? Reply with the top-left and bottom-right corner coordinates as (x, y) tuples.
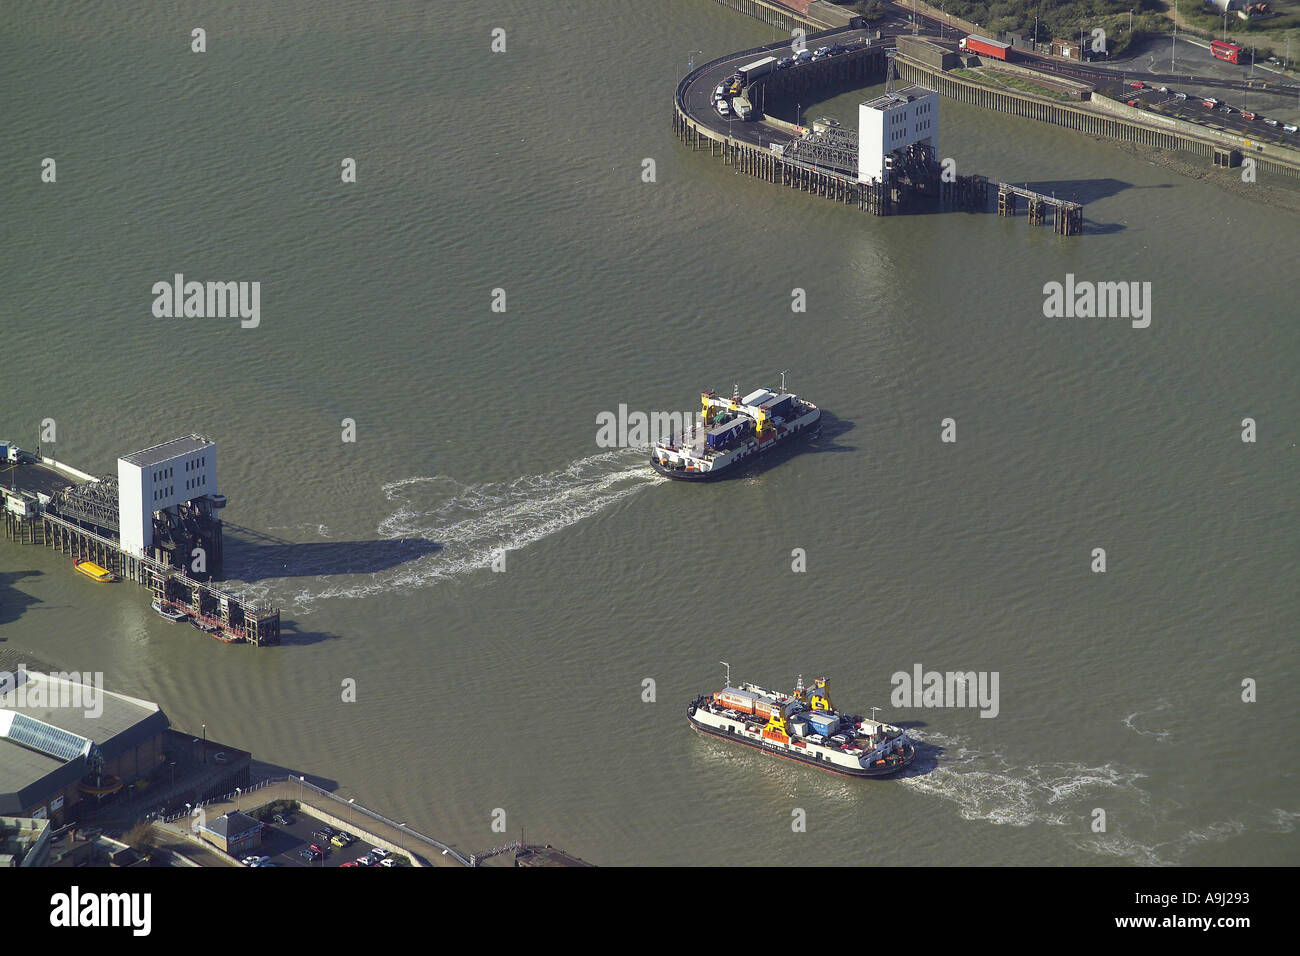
(1107, 137), (1300, 211)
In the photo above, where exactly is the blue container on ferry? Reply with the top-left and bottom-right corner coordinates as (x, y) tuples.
(806, 711), (840, 736)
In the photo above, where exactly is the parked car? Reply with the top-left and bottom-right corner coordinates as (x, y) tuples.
(716, 100), (730, 117)
(828, 44), (846, 56)
(811, 46), (831, 60)
(1129, 80), (1145, 89)
(794, 49), (812, 64)
(776, 57), (794, 69)
(272, 813), (293, 826)
(354, 856), (372, 866)
(1284, 124), (1299, 133)
(340, 861), (358, 868)
(299, 848), (321, 861)
(309, 843), (328, 856)
(369, 848), (390, 860)
(311, 829), (333, 842)
(378, 858), (398, 867)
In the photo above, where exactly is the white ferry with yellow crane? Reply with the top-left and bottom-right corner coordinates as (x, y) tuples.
(687, 667), (915, 778)
(651, 375), (821, 481)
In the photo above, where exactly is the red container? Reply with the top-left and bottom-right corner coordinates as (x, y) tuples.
(962, 35), (1010, 61)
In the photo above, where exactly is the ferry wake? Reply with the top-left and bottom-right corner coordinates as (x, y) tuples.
(688, 668), (915, 778)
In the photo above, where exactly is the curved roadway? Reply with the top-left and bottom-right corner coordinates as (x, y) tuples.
(679, 26), (880, 151)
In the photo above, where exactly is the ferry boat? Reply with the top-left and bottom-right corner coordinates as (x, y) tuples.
(651, 375), (821, 481)
(687, 668), (915, 778)
(73, 559), (117, 583)
(151, 599), (189, 623)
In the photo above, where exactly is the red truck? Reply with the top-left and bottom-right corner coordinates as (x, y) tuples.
(960, 35), (1011, 61)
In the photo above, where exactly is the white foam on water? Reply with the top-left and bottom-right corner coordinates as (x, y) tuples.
(1122, 700), (1173, 742)
(1077, 819), (1249, 866)
(900, 728), (1150, 831)
(1268, 808), (1300, 832)
(274, 447), (660, 608)
(903, 727), (1283, 864)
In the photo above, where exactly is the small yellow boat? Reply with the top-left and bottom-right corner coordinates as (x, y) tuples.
(73, 559), (117, 582)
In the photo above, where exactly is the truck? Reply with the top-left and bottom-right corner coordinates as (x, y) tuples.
(736, 56), (777, 84)
(732, 94), (753, 121)
(960, 35), (1010, 61)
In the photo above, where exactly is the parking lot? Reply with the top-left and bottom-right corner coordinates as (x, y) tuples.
(1098, 77), (1298, 145)
(245, 814), (402, 868)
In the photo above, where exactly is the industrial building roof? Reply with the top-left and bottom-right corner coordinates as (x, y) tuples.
(0, 671), (169, 814)
(119, 435), (214, 467)
(863, 85), (935, 110)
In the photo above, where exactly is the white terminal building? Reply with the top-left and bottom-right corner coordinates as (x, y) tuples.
(858, 85), (939, 183)
(117, 435), (220, 556)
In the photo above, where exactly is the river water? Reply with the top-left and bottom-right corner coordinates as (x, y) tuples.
(2, 0), (1296, 865)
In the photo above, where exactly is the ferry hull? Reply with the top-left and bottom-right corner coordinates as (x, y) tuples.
(687, 709), (915, 778)
(650, 457), (719, 481)
(651, 416), (822, 482)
